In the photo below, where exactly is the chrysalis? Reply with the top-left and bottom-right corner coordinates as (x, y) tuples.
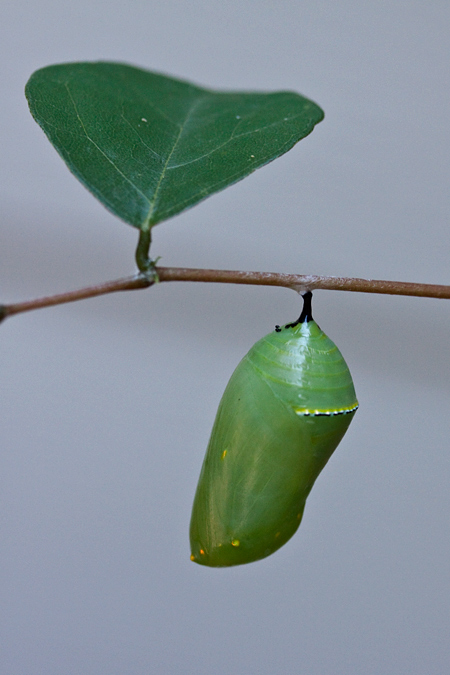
(189, 292), (358, 567)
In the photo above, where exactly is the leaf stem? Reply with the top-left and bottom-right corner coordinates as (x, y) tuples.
(135, 228), (159, 280)
(1, 267), (450, 322)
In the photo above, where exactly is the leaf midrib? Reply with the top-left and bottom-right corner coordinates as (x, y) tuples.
(65, 80), (211, 228)
(142, 94), (209, 228)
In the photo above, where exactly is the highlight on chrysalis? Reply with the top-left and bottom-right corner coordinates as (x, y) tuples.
(189, 292), (358, 567)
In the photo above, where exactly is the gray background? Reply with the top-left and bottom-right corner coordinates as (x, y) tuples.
(1, 1), (450, 673)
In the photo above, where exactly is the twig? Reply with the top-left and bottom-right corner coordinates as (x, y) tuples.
(1, 267), (449, 322)
(156, 268), (450, 297)
(0, 275), (152, 321)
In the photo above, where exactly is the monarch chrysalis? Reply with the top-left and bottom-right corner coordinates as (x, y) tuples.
(189, 292), (358, 567)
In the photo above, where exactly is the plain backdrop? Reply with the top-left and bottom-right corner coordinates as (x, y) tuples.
(1, 1), (449, 674)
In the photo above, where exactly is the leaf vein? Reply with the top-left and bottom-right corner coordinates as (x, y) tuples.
(167, 117), (301, 171)
(119, 110), (164, 162)
(64, 82), (152, 208)
(143, 94), (209, 226)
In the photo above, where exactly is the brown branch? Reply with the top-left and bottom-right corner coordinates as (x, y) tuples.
(156, 267), (450, 298)
(0, 275), (152, 320)
(1, 266), (450, 322)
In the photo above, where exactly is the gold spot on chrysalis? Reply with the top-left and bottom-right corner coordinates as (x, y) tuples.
(275, 532), (281, 538)
(190, 554), (195, 561)
(297, 513), (301, 520)
(221, 450), (227, 460)
(231, 539), (240, 547)
(200, 549), (205, 555)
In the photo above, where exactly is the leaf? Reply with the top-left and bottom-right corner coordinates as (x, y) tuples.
(25, 62), (324, 230)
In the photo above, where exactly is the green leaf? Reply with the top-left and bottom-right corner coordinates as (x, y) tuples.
(25, 62), (324, 230)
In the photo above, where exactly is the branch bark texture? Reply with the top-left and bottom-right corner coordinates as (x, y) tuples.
(1, 266), (449, 322)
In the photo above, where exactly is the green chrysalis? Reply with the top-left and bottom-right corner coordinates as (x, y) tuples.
(190, 292), (358, 567)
